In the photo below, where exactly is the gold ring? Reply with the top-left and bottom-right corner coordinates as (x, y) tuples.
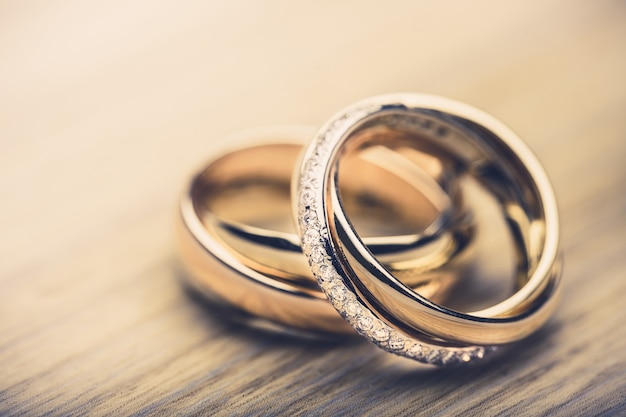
(176, 126), (475, 334)
(294, 94), (562, 364)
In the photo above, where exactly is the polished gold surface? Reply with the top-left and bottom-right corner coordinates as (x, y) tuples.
(2, 1), (625, 415)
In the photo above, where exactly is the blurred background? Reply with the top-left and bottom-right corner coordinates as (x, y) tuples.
(1, 1), (625, 415)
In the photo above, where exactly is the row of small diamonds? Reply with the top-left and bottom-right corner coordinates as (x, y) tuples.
(296, 104), (492, 365)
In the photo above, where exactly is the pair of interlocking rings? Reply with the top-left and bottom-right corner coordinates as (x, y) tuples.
(176, 94), (562, 366)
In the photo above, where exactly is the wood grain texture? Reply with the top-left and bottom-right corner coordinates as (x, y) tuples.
(1, 1), (625, 415)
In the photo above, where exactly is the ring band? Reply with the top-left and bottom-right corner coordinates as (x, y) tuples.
(177, 126), (475, 334)
(294, 94), (562, 363)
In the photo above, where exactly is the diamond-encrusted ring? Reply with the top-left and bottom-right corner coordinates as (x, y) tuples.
(176, 125), (475, 334)
(294, 94), (562, 365)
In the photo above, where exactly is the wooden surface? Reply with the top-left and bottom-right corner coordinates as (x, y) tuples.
(1, 1), (625, 415)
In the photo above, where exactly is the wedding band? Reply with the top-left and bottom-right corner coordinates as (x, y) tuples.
(294, 94), (562, 364)
(176, 126), (474, 334)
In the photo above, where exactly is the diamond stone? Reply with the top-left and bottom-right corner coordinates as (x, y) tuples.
(329, 285), (347, 303)
(475, 347), (485, 359)
(372, 327), (390, 342)
(306, 178), (319, 190)
(300, 189), (315, 207)
(301, 164), (320, 184)
(356, 315), (374, 332)
(408, 344), (423, 358)
(388, 335), (405, 351)
(301, 210), (319, 229)
(316, 264), (335, 283)
(303, 228), (320, 246)
(344, 301), (360, 318)
(310, 247), (326, 264)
